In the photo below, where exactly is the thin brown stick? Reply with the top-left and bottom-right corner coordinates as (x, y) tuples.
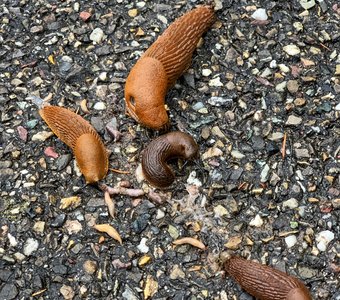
(282, 132), (287, 159)
(110, 168), (130, 174)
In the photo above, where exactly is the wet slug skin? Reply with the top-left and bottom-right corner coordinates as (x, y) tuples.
(224, 256), (312, 300)
(39, 106), (108, 184)
(141, 131), (199, 188)
(125, 5), (215, 129)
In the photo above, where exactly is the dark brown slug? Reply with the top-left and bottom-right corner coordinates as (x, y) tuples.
(39, 106), (108, 184)
(141, 131), (199, 188)
(224, 256), (312, 300)
(125, 5), (215, 130)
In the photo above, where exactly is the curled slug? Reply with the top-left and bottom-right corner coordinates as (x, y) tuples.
(224, 256), (312, 300)
(141, 131), (198, 188)
(125, 5), (215, 129)
(39, 106), (108, 184)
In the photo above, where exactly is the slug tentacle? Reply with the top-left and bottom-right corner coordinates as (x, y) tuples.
(124, 5), (215, 129)
(39, 106), (108, 184)
(141, 131), (199, 188)
(224, 256), (312, 300)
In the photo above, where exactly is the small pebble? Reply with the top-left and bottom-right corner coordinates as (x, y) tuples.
(90, 28), (105, 43)
(316, 230), (334, 251)
(79, 11), (91, 22)
(300, 0), (316, 10)
(23, 238), (39, 256)
(251, 8), (268, 21)
(249, 214), (263, 227)
(202, 69), (212, 76)
(285, 235), (297, 248)
(282, 198), (299, 209)
(286, 115), (302, 125)
(137, 237), (149, 253)
(209, 77), (223, 87)
(93, 102), (106, 110)
(231, 150), (245, 159)
(283, 44), (301, 56)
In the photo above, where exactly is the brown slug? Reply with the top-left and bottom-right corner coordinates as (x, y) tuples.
(39, 106), (108, 184)
(141, 131), (199, 188)
(125, 5), (215, 129)
(224, 256), (312, 300)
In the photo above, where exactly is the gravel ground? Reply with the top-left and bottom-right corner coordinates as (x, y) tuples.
(0, 0), (339, 299)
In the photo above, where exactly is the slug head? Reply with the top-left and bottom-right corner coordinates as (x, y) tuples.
(74, 133), (108, 184)
(167, 132), (199, 160)
(125, 57), (169, 130)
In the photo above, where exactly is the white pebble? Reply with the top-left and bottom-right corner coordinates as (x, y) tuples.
(251, 8), (268, 21)
(156, 209), (165, 220)
(137, 237), (149, 253)
(231, 150), (245, 159)
(186, 171), (202, 187)
(270, 60), (277, 68)
(278, 64), (290, 73)
(249, 214), (263, 227)
(7, 233), (18, 247)
(90, 28), (105, 44)
(285, 235), (297, 248)
(202, 69), (212, 77)
(335, 103), (340, 111)
(276, 81), (287, 92)
(282, 198), (299, 209)
(316, 230), (334, 252)
(23, 238), (39, 256)
(209, 77), (223, 87)
(283, 44), (301, 56)
(99, 72), (107, 81)
(93, 102), (106, 110)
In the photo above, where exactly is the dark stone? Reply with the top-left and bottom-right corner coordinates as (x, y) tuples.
(131, 214), (150, 234)
(52, 264), (68, 275)
(0, 283), (18, 300)
(229, 167), (243, 180)
(95, 45), (112, 56)
(56, 154), (72, 171)
(266, 142), (280, 156)
(273, 215), (290, 230)
(0, 269), (12, 281)
(50, 213), (66, 228)
(252, 135), (265, 150)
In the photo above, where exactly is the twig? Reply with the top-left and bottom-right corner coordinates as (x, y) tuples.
(282, 132), (287, 160)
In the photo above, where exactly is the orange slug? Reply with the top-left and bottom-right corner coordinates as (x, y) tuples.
(141, 131), (199, 188)
(224, 256), (312, 300)
(39, 106), (108, 184)
(125, 5), (215, 129)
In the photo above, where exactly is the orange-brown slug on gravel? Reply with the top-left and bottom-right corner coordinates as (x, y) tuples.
(39, 106), (108, 184)
(125, 5), (215, 129)
(141, 131), (199, 188)
(224, 256), (312, 300)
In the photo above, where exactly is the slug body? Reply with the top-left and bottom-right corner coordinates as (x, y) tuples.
(125, 5), (215, 129)
(224, 256), (312, 300)
(141, 131), (198, 188)
(39, 106), (108, 184)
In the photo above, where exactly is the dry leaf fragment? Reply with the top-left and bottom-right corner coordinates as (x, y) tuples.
(144, 275), (158, 299)
(60, 196), (81, 210)
(80, 99), (90, 114)
(104, 191), (115, 218)
(48, 54), (56, 65)
(93, 224), (122, 245)
(173, 237), (206, 250)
